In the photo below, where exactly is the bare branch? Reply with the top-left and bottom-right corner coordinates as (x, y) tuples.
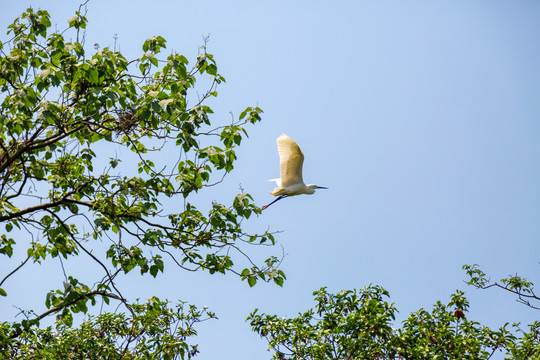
(0, 256), (31, 288)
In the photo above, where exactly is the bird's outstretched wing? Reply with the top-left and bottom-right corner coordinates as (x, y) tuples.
(276, 134), (304, 188)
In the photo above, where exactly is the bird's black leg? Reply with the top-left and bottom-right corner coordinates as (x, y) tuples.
(261, 195), (288, 210)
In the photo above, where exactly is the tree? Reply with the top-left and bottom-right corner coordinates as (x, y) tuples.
(0, 7), (284, 358)
(248, 286), (540, 359)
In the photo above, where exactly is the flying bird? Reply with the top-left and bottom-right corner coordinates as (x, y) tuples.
(261, 134), (327, 210)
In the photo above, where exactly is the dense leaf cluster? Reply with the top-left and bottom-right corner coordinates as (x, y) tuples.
(1, 297), (214, 359)
(248, 286), (540, 359)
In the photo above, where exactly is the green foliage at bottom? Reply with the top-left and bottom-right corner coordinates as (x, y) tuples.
(1, 297), (215, 360)
(248, 286), (540, 360)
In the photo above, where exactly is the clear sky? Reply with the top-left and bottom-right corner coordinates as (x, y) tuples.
(1, 1), (539, 359)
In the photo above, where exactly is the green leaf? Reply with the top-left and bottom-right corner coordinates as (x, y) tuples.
(89, 68), (99, 83)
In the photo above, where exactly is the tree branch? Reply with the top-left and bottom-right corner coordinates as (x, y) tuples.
(9, 290), (126, 339)
(0, 256), (30, 288)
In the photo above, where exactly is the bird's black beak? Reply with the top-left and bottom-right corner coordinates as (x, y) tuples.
(317, 186), (328, 189)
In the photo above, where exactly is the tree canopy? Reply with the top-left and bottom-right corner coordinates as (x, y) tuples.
(0, 7), (283, 358)
(248, 285), (540, 359)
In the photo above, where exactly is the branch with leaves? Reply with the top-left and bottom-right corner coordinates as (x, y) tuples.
(463, 264), (539, 310)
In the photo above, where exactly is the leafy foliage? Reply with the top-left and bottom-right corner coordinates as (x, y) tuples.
(248, 286), (540, 359)
(2, 297), (214, 359)
(464, 264), (539, 310)
(249, 286), (397, 359)
(0, 7), (283, 357)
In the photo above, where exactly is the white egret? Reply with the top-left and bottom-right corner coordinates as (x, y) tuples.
(261, 134), (327, 210)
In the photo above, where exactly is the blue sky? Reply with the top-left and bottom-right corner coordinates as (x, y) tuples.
(1, 1), (540, 359)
